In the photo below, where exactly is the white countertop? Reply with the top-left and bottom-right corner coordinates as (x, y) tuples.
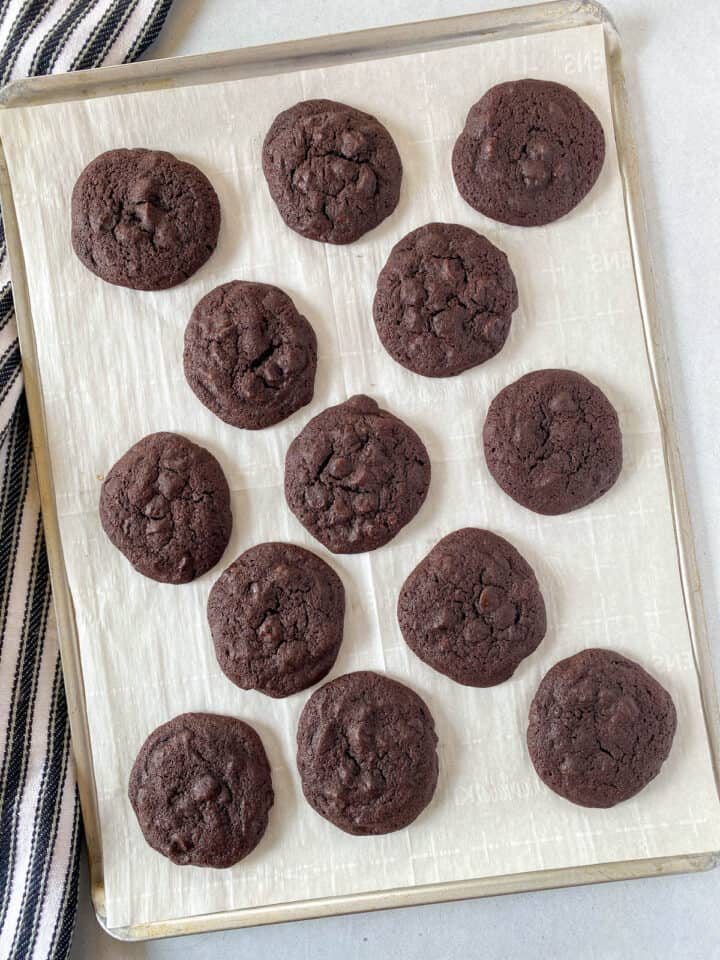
(69, 1), (720, 956)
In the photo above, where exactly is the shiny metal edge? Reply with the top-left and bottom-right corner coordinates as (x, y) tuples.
(110, 851), (718, 941)
(602, 23), (720, 797)
(0, 148), (108, 918)
(0, 0), (717, 942)
(0, 1), (595, 106)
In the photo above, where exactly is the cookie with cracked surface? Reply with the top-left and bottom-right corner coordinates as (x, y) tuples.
(284, 394), (430, 554)
(99, 432), (232, 584)
(128, 712), (273, 867)
(398, 528), (546, 686)
(184, 281), (317, 430)
(527, 648), (677, 808)
(262, 99), (402, 244)
(483, 369), (622, 515)
(208, 542), (345, 698)
(452, 79), (605, 227)
(296, 671), (438, 835)
(71, 148), (220, 290)
(373, 222), (518, 377)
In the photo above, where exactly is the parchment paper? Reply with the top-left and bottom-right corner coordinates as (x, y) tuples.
(1, 23), (719, 930)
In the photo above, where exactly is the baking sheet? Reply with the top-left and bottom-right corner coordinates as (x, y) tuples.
(1, 21), (719, 930)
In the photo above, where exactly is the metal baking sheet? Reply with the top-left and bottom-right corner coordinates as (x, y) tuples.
(0, 0), (718, 941)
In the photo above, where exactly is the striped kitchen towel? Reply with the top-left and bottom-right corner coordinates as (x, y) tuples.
(0, 4), (175, 959)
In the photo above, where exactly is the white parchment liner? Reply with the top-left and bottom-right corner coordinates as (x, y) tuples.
(1, 23), (718, 929)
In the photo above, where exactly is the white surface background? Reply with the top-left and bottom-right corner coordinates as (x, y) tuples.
(66, 0), (720, 956)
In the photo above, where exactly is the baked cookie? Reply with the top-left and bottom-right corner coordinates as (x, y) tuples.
(284, 394), (431, 554)
(128, 712), (273, 867)
(208, 542), (345, 698)
(452, 79), (605, 227)
(398, 528), (546, 686)
(373, 222), (518, 377)
(71, 148), (220, 290)
(99, 432), (232, 584)
(296, 671), (438, 835)
(483, 369), (622, 515)
(262, 99), (402, 244)
(184, 281), (317, 430)
(527, 649), (677, 808)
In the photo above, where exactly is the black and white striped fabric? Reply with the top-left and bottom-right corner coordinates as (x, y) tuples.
(0, 4), (174, 958)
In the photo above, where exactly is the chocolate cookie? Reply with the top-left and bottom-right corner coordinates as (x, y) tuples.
(208, 542), (345, 698)
(99, 432), (232, 584)
(184, 281), (317, 430)
(527, 649), (677, 808)
(398, 528), (546, 686)
(71, 148), (220, 290)
(296, 671), (438, 835)
(373, 223), (518, 377)
(284, 395), (431, 554)
(128, 712), (273, 867)
(483, 369), (622, 515)
(262, 99), (402, 244)
(452, 79), (605, 227)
